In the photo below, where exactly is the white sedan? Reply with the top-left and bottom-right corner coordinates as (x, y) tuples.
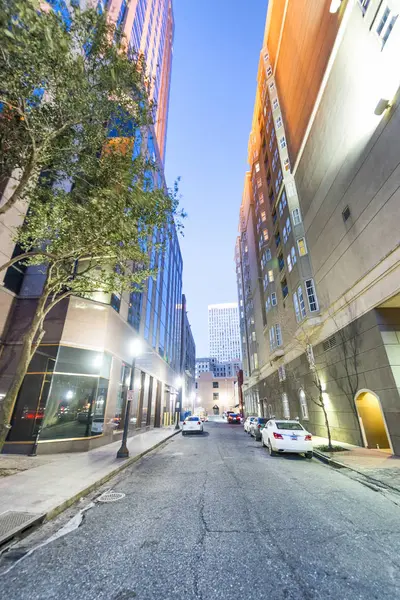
(261, 419), (313, 458)
(243, 416), (257, 433)
(182, 416), (204, 435)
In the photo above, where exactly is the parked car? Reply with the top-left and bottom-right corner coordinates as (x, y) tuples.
(261, 419), (313, 458)
(227, 413), (241, 424)
(182, 416), (204, 435)
(249, 417), (269, 440)
(243, 416), (257, 433)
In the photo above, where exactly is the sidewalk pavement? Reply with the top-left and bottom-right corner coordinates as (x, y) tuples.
(0, 426), (179, 523)
(312, 435), (400, 494)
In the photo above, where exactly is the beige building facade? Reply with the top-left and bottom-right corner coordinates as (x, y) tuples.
(237, 0), (400, 454)
(195, 372), (238, 416)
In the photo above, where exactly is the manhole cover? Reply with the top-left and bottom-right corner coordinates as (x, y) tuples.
(97, 491), (125, 503)
(0, 511), (43, 545)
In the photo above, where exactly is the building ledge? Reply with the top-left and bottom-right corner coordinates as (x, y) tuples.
(270, 348), (284, 361)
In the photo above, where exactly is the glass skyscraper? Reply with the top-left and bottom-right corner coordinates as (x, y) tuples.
(1, 0), (189, 454)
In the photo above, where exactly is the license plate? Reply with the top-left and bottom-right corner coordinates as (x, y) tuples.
(291, 435), (297, 440)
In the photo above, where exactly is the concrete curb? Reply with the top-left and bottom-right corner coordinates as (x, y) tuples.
(44, 429), (180, 522)
(313, 449), (400, 495)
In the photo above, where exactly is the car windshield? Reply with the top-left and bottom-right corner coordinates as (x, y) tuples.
(258, 418), (268, 423)
(276, 422), (304, 430)
(188, 417), (200, 421)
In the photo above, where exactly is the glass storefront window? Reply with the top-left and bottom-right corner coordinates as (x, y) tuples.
(113, 363), (131, 431)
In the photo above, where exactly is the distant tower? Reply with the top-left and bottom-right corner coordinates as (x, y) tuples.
(208, 303), (241, 363)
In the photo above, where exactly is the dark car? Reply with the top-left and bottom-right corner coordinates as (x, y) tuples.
(227, 413), (241, 424)
(250, 417), (269, 440)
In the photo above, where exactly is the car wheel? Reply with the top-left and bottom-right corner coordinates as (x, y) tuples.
(268, 441), (276, 457)
(306, 451), (313, 459)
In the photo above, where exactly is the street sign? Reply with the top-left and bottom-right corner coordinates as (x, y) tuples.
(127, 390), (134, 402)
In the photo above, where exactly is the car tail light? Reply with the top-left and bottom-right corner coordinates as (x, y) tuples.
(183, 421), (186, 425)
(305, 435), (312, 441)
(273, 432), (283, 439)
(198, 422), (201, 425)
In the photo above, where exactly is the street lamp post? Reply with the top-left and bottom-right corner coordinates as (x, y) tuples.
(174, 376), (183, 430)
(117, 339), (142, 459)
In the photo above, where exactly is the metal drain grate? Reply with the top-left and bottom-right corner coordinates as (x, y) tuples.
(0, 511), (43, 546)
(97, 490), (125, 503)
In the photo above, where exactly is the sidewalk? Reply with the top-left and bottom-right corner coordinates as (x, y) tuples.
(0, 426), (179, 541)
(312, 436), (400, 494)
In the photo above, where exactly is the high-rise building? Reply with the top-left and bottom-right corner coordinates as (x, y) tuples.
(208, 303), (241, 363)
(0, 0), (193, 454)
(236, 0), (400, 454)
(107, 0), (174, 163)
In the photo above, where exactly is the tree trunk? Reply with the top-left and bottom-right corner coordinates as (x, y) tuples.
(0, 152), (37, 216)
(320, 397), (333, 451)
(0, 289), (49, 450)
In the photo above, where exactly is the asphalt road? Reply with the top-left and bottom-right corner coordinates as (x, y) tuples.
(1, 421), (400, 600)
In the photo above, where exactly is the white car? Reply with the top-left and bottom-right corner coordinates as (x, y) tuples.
(182, 415), (204, 435)
(261, 419), (313, 458)
(243, 416), (257, 433)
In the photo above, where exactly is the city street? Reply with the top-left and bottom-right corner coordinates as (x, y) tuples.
(1, 420), (400, 600)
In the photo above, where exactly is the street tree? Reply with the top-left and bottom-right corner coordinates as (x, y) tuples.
(0, 141), (181, 448)
(0, 0), (151, 215)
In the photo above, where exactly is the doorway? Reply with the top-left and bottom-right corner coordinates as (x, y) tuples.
(355, 391), (391, 450)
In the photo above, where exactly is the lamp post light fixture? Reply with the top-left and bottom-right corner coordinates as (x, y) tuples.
(117, 338), (143, 459)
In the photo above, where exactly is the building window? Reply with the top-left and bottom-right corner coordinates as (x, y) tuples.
(305, 279), (319, 312)
(268, 269), (274, 283)
(252, 331), (256, 341)
(278, 365), (286, 381)
(275, 324), (282, 346)
(281, 278), (288, 299)
(292, 208), (301, 225)
(282, 392), (290, 419)
(266, 297), (271, 312)
(266, 248), (272, 261)
(276, 115), (283, 129)
(213, 381), (219, 388)
(257, 178), (262, 188)
(286, 216), (291, 237)
(261, 211), (267, 222)
(273, 98), (279, 111)
(376, 6), (391, 36)
(283, 226), (288, 244)
(299, 389), (309, 420)
(287, 253), (292, 272)
(264, 52), (269, 62)
(283, 157), (290, 171)
(269, 327), (276, 351)
(291, 246), (297, 266)
(293, 292), (301, 322)
(297, 238), (308, 256)
(279, 136), (287, 149)
(358, 0), (370, 14)
(281, 190), (287, 209)
(213, 392), (219, 400)
(298, 285), (307, 319)
(269, 81), (275, 91)
(255, 162), (260, 173)
(382, 13), (398, 45)
(271, 292), (277, 306)
(263, 229), (269, 242)
(267, 66), (273, 77)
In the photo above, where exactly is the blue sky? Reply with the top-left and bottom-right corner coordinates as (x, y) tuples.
(165, 0), (268, 356)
